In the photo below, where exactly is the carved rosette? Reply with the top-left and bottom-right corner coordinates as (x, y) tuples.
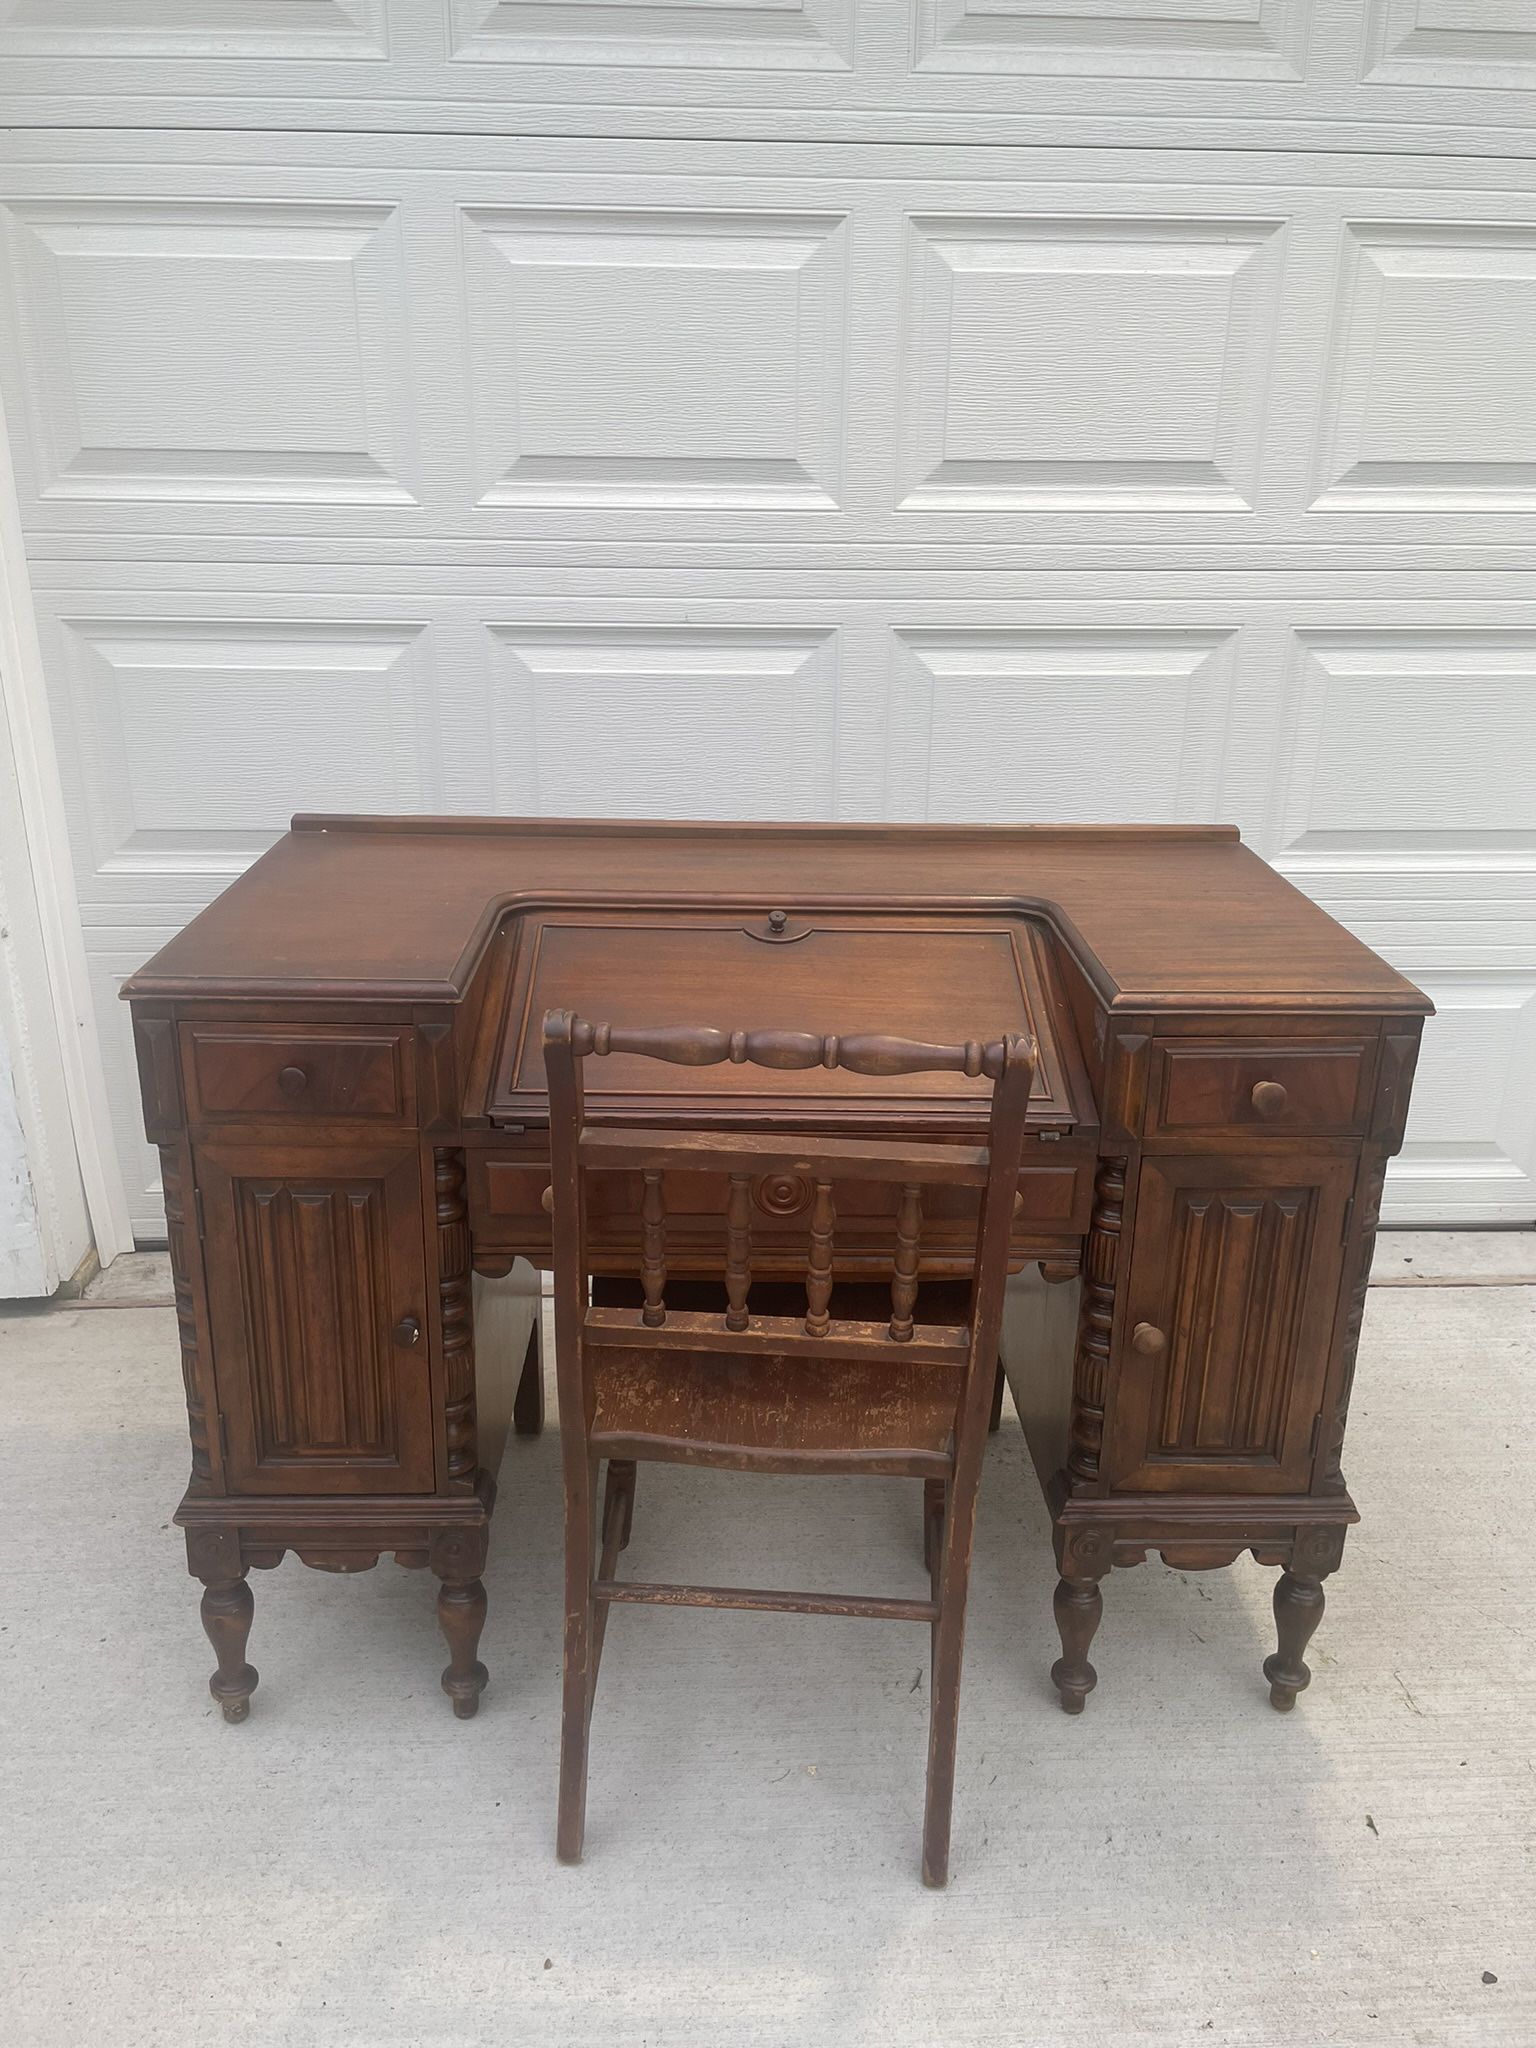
(1321, 1156), (1387, 1489)
(434, 1147), (477, 1487)
(1067, 1155), (1127, 1485)
(159, 1143), (213, 1490)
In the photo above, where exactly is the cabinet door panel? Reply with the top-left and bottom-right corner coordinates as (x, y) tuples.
(198, 1139), (434, 1494)
(1106, 1155), (1353, 1495)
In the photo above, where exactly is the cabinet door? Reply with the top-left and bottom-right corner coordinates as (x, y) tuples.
(1104, 1155), (1354, 1495)
(197, 1139), (435, 1494)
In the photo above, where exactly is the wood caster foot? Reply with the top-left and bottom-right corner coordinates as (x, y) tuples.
(1264, 1569), (1325, 1711)
(437, 1576), (489, 1718)
(1050, 1574), (1103, 1715)
(200, 1576), (258, 1723)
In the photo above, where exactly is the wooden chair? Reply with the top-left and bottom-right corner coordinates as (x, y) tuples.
(543, 1013), (1037, 1887)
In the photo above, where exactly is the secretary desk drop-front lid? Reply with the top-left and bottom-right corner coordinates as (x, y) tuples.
(464, 904), (1093, 1136)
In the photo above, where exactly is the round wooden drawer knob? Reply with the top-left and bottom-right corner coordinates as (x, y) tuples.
(393, 1314), (422, 1347)
(1251, 1079), (1289, 1117)
(541, 1184), (554, 1214)
(1131, 1321), (1167, 1356)
(278, 1064), (309, 1097)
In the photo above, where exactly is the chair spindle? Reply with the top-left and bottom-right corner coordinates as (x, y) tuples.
(725, 1174), (752, 1332)
(890, 1183), (923, 1342)
(805, 1179), (836, 1337)
(640, 1169), (667, 1327)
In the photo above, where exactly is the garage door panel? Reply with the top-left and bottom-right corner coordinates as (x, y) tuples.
(461, 204), (850, 513)
(0, 196), (420, 515)
(886, 628), (1238, 823)
(6, 149), (1536, 552)
(5, 3), (1536, 151)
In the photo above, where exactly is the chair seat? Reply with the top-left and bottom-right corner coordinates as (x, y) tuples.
(589, 1345), (959, 1478)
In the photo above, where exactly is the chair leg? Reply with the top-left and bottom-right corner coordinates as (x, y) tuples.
(557, 1456), (598, 1865)
(922, 1482), (978, 1889)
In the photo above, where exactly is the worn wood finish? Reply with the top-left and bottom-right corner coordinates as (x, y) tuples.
(544, 1011), (1036, 1886)
(126, 818), (1427, 1740)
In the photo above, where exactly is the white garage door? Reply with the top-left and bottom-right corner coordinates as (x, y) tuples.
(1, 6), (1533, 1241)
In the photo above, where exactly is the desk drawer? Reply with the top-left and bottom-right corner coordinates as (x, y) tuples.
(184, 1026), (412, 1125)
(1146, 1040), (1370, 1140)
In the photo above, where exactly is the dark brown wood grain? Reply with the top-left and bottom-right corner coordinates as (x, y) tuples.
(543, 1011), (1037, 1886)
(128, 816), (1427, 1755)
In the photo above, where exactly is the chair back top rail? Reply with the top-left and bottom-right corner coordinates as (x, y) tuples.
(555, 1017), (1014, 1081)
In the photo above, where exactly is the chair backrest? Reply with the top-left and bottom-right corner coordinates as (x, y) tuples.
(542, 1015), (1038, 1444)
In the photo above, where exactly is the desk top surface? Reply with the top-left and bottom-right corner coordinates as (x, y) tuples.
(124, 816), (1429, 1015)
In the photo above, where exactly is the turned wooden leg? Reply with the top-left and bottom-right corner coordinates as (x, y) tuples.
(513, 1319), (545, 1437)
(1051, 1575), (1104, 1715)
(436, 1576), (490, 1719)
(1264, 1570), (1326, 1712)
(199, 1576), (258, 1723)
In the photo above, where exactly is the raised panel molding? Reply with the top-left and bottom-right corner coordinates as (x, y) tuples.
(461, 207), (848, 510)
(450, 0), (854, 69)
(913, 0), (1312, 79)
(1363, 0), (1536, 90)
(887, 629), (1236, 821)
(1312, 223), (1536, 512)
(1387, 969), (1536, 1220)
(486, 625), (840, 816)
(1275, 631), (1536, 865)
(235, 1178), (398, 1461)
(0, 200), (415, 506)
(897, 217), (1283, 512)
(1154, 1184), (1316, 1463)
(0, 0), (387, 59)
(54, 620), (434, 879)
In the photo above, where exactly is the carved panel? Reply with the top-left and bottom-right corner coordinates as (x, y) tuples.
(0, 199), (414, 508)
(1156, 1186), (1315, 1460)
(435, 1147), (478, 1490)
(1312, 225), (1536, 511)
(1067, 1155), (1127, 1486)
(898, 217), (1282, 512)
(197, 1141), (434, 1493)
(1107, 1155), (1354, 1493)
(159, 1142), (213, 1492)
(460, 206), (848, 508)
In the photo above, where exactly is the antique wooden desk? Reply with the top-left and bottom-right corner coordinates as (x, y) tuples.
(123, 818), (1428, 1724)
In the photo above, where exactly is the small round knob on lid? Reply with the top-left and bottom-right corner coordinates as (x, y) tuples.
(393, 1314), (422, 1347)
(278, 1064), (308, 1097)
(1131, 1322), (1167, 1357)
(767, 908), (789, 934)
(1251, 1079), (1289, 1118)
